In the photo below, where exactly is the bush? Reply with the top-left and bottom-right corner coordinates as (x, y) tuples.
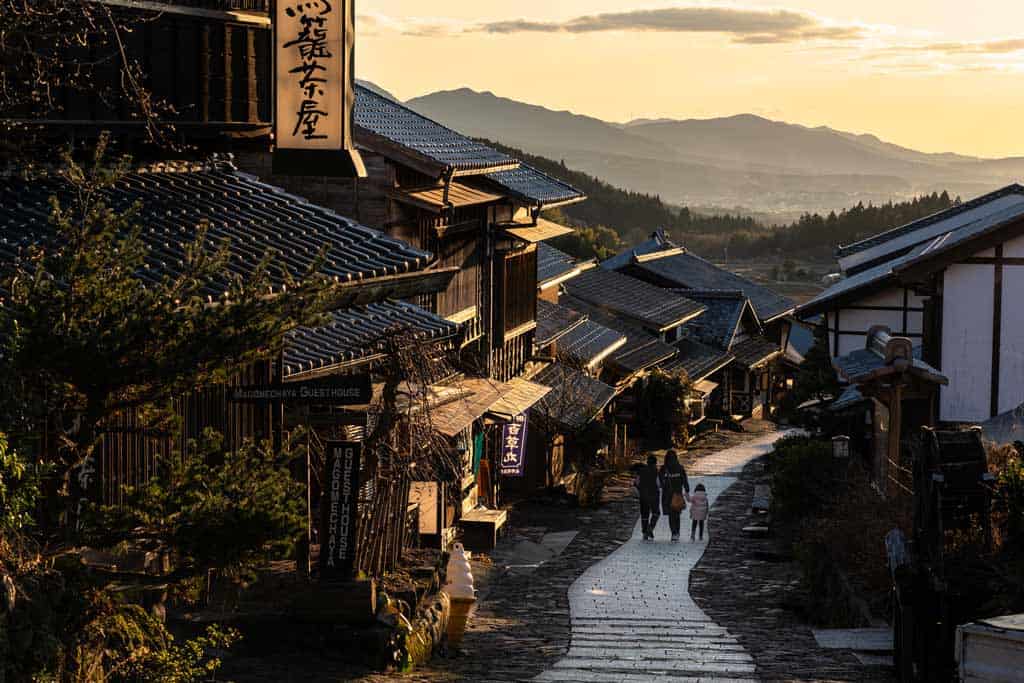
(769, 435), (834, 523)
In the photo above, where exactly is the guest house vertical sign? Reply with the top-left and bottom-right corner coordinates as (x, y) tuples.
(274, 0), (365, 176)
(321, 441), (361, 580)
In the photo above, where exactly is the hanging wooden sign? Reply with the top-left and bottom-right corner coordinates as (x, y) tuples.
(274, 0), (365, 177)
(226, 374), (372, 405)
(320, 440), (361, 580)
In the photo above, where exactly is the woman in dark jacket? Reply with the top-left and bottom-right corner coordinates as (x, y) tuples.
(659, 450), (690, 542)
(634, 454), (661, 541)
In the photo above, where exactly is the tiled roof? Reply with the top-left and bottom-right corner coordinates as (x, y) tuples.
(283, 301), (458, 379)
(730, 336), (782, 369)
(800, 197), (1024, 318)
(533, 362), (616, 429)
(563, 266), (705, 332)
(556, 316), (628, 368)
(836, 184), (1024, 262)
(602, 231), (794, 322)
(484, 163), (585, 208)
(829, 385), (867, 412)
(677, 290), (749, 350)
(562, 294), (676, 374)
(535, 299), (587, 348)
(537, 242), (585, 286)
(833, 344), (945, 385)
(0, 163), (434, 297)
(661, 337), (734, 382)
(354, 85), (517, 174)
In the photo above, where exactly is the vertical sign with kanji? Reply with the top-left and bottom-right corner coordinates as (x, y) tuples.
(320, 441), (361, 580)
(274, 0), (365, 176)
(499, 412), (529, 477)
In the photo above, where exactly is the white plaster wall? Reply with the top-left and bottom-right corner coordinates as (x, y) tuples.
(941, 263), (994, 422)
(1005, 234), (1024, 258)
(837, 333), (866, 356)
(999, 236), (1024, 413)
(841, 308), (905, 336)
(854, 288), (904, 307)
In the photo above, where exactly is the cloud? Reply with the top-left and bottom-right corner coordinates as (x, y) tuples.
(472, 6), (865, 44)
(904, 37), (1024, 55)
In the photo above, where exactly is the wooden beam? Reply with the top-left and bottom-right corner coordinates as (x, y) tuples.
(961, 256), (1024, 266)
(991, 245), (1003, 418)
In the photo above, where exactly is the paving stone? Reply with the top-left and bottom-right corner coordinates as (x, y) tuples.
(812, 629), (893, 652)
(689, 452), (896, 683)
(535, 431), (798, 682)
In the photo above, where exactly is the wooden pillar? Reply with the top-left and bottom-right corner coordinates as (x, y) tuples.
(199, 25), (211, 122)
(223, 25), (233, 123)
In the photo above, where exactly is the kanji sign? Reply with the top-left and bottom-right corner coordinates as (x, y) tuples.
(320, 441), (361, 580)
(499, 412), (529, 477)
(274, 0), (364, 176)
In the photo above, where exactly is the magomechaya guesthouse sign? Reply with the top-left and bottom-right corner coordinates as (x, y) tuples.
(274, 0), (365, 176)
(500, 412), (529, 477)
(320, 441), (361, 580)
(227, 374), (371, 404)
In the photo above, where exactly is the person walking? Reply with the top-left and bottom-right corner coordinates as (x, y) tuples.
(634, 454), (661, 541)
(687, 483), (709, 542)
(659, 450), (690, 542)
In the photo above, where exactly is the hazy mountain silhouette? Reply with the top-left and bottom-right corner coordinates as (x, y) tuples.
(394, 85), (1024, 215)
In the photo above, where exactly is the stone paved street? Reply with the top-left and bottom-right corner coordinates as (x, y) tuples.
(534, 430), (797, 683)
(690, 457), (896, 682)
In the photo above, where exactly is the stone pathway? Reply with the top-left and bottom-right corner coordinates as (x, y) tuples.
(535, 430), (797, 683)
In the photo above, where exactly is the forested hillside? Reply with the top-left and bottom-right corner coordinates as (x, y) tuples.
(485, 140), (959, 261)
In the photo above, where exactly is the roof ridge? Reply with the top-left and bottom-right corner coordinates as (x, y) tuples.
(356, 84), (518, 174)
(836, 183), (1024, 258)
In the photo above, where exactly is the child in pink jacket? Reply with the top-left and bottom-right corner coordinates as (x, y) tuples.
(686, 483), (709, 541)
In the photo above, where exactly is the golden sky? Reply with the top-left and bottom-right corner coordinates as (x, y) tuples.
(359, 1), (1024, 158)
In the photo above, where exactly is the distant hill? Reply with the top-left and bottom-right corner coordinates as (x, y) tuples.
(404, 87), (1024, 216)
(483, 140), (956, 261)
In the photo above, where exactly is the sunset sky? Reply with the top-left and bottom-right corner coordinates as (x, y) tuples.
(359, 1), (1024, 158)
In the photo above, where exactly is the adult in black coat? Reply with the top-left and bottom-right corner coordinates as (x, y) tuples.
(635, 454), (661, 541)
(659, 450), (690, 542)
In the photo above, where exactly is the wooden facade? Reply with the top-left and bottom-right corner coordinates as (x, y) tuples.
(13, 2), (273, 142)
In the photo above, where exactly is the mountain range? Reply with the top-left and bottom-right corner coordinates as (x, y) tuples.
(382, 85), (1024, 218)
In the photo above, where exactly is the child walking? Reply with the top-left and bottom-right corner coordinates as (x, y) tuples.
(686, 483), (709, 541)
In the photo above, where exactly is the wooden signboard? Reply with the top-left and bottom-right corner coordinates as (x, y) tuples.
(274, 0), (365, 177)
(320, 440), (361, 580)
(227, 374), (371, 405)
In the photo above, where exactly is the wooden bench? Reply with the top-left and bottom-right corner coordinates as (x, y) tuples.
(459, 508), (508, 552)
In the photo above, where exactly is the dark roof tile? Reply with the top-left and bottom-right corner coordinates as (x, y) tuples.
(533, 362), (616, 429)
(355, 86), (517, 173)
(0, 164), (433, 297)
(660, 337), (734, 381)
(537, 242), (584, 285)
(561, 294), (676, 373)
(284, 301), (457, 378)
(730, 336), (782, 369)
(602, 232), (794, 322)
(563, 266), (705, 332)
(535, 299), (587, 347)
(484, 163), (585, 207)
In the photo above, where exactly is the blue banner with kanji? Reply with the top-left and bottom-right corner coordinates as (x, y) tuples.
(499, 411), (529, 477)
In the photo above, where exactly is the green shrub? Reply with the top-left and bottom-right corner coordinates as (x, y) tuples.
(770, 435), (833, 522)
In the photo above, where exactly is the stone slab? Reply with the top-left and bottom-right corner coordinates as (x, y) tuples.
(812, 628), (893, 652)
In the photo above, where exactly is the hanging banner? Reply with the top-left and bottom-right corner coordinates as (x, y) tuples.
(274, 0), (365, 176)
(499, 412), (529, 477)
(320, 440), (361, 580)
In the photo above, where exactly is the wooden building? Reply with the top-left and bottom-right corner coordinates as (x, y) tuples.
(600, 230), (795, 417)
(799, 184), (1024, 424)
